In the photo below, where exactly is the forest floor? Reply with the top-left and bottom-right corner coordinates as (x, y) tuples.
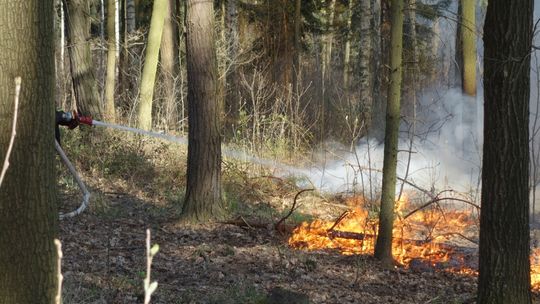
(56, 131), (537, 304)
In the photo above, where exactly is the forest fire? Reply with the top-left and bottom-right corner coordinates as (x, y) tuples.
(288, 194), (540, 289)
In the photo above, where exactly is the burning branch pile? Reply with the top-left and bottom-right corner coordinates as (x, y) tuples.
(288, 193), (540, 290)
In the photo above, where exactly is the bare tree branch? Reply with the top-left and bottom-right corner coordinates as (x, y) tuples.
(0, 77), (21, 188)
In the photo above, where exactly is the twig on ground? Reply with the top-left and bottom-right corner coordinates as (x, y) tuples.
(54, 239), (63, 304)
(0, 77), (21, 188)
(275, 188), (314, 231)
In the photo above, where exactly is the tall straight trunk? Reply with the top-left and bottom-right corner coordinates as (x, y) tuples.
(374, 0), (403, 266)
(477, 0), (533, 302)
(136, 0), (167, 130)
(321, 0), (336, 85)
(160, 0), (178, 129)
(0, 1), (58, 303)
(181, 0), (224, 222)
(320, 0), (336, 141)
(371, 0), (383, 136)
(104, 0), (117, 122)
(64, 0), (103, 119)
(126, 0), (136, 32)
(225, 0), (240, 132)
(293, 0), (302, 90)
(343, 0), (354, 90)
(358, 0), (372, 114)
(460, 0), (476, 96)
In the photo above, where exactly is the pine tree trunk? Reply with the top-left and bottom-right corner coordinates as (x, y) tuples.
(0, 2), (58, 303)
(136, 0), (167, 130)
(182, 0), (224, 223)
(160, 0), (178, 130)
(461, 0), (476, 96)
(477, 0), (533, 302)
(64, 0), (103, 119)
(104, 0), (117, 122)
(374, 0), (403, 266)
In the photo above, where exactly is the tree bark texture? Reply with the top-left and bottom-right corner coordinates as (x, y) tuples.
(104, 0), (117, 122)
(125, 0), (136, 33)
(64, 0), (103, 119)
(182, 0), (224, 222)
(136, 0), (166, 130)
(160, 0), (178, 129)
(374, 0), (403, 265)
(0, 1), (58, 303)
(371, 0), (384, 137)
(342, 0), (354, 90)
(293, 0), (302, 89)
(460, 0), (476, 96)
(358, 0), (372, 114)
(224, 0), (240, 132)
(477, 0), (533, 303)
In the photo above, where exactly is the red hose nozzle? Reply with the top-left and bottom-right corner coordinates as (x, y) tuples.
(78, 115), (93, 126)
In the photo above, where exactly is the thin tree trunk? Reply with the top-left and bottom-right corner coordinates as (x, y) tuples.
(359, 0), (372, 114)
(343, 0), (354, 90)
(160, 0), (178, 130)
(182, 0), (224, 222)
(0, 1), (58, 303)
(461, 0), (476, 96)
(293, 0), (302, 90)
(371, 0), (383, 137)
(104, 0), (117, 122)
(374, 0), (404, 266)
(224, 0), (240, 132)
(64, 0), (103, 119)
(136, 0), (167, 130)
(477, 0), (533, 302)
(126, 0), (136, 33)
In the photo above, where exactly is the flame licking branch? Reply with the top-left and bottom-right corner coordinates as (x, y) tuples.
(288, 194), (540, 289)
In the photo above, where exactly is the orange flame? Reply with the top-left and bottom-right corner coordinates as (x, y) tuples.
(289, 194), (540, 289)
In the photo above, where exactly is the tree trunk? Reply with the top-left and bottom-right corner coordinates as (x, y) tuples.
(343, 0), (354, 90)
(293, 0), (302, 90)
(224, 0), (240, 133)
(358, 0), (372, 114)
(0, 2), (58, 303)
(460, 0), (476, 96)
(374, 0), (403, 266)
(477, 0), (533, 302)
(64, 0), (103, 119)
(104, 0), (117, 122)
(371, 0), (383, 137)
(126, 0), (136, 33)
(182, 0), (224, 222)
(136, 0), (167, 130)
(160, 0), (178, 130)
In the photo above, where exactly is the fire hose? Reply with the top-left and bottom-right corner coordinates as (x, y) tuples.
(56, 110), (188, 219)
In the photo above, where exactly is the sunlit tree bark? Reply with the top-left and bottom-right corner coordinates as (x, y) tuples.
(64, 0), (103, 119)
(136, 0), (166, 130)
(104, 0), (117, 122)
(181, 0), (224, 222)
(460, 0), (476, 96)
(374, 0), (404, 266)
(160, 0), (178, 129)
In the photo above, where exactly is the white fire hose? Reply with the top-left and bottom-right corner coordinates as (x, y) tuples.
(55, 140), (90, 219)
